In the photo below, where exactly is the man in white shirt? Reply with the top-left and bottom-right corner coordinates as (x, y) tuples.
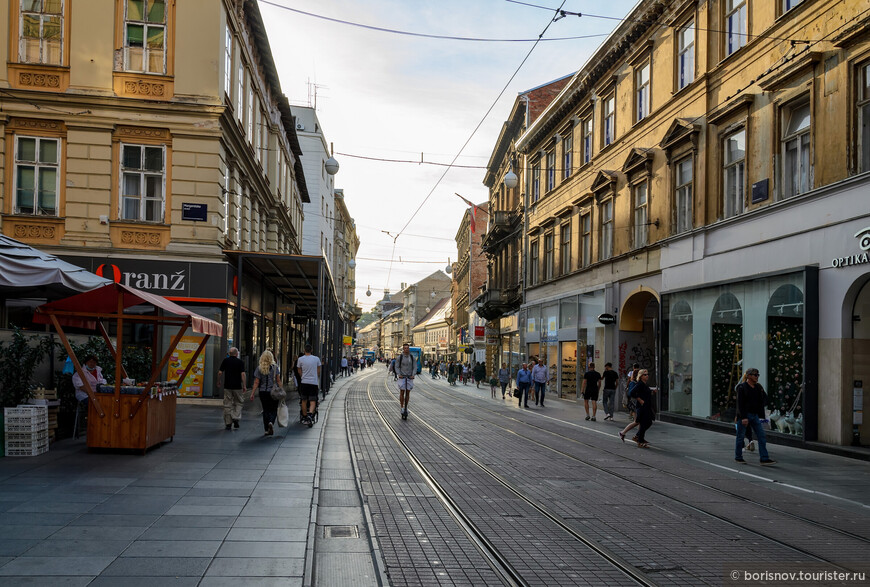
(296, 344), (322, 427)
(395, 343), (416, 420)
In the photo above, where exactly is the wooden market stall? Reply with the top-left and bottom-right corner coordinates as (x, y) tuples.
(34, 283), (222, 453)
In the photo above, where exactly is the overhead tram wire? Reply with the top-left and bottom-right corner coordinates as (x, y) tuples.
(258, 0), (608, 43)
(385, 0), (570, 291)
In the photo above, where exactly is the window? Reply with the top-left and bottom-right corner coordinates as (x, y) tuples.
(531, 162), (541, 202)
(560, 222), (571, 275)
(678, 20), (695, 90)
(781, 101), (811, 198)
(783, 0), (804, 11)
(543, 232), (554, 281)
(725, 0), (747, 56)
(120, 144), (164, 222)
(546, 150), (555, 192)
(600, 199), (613, 260)
(581, 117), (593, 164)
(20, 0), (63, 65)
(562, 132), (573, 179)
(123, 0), (166, 73)
(247, 86), (254, 141)
(675, 156), (693, 233)
(223, 165), (230, 236)
(633, 182), (648, 248)
(529, 240), (539, 285)
(723, 129), (746, 218)
(224, 26), (232, 97)
(581, 212), (591, 267)
(860, 62), (870, 173)
(603, 94), (615, 147)
(235, 181), (242, 245)
(14, 136), (59, 215)
(636, 62), (651, 122)
(236, 62), (244, 122)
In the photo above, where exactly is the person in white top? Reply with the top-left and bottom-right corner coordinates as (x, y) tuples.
(394, 343), (416, 420)
(340, 356), (349, 378)
(72, 355), (106, 402)
(296, 344), (322, 426)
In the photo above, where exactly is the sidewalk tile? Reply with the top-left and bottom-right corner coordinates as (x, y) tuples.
(0, 555), (115, 576)
(99, 557), (210, 577)
(204, 557), (304, 577)
(121, 540), (222, 558)
(216, 541), (305, 558)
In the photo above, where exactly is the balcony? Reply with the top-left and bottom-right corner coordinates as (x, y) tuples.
(482, 210), (519, 253)
(474, 287), (513, 321)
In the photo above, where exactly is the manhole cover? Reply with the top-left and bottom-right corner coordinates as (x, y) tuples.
(324, 525), (359, 538)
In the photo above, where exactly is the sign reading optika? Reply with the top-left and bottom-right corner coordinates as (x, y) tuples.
(832, 227), (870, 268)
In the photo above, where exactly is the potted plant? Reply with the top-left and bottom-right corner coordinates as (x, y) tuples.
(0, 326), (53, 457)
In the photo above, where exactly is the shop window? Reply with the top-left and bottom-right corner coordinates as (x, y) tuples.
(766, 285), (804, 434)
(562, 131), (573, 179)
(603, 94), (616, 147)
(560, 222), (571, 275)
(725, 0), (747, 57)
(636, 60), (651, 122)
(677, 19), (695, 91)
(529, 239), (539, 285)
(560, 296), (577, 329)
(123, 0), (167, 74)
(674, 156), (693, 233)
(120, 143), (165, 222)
(632, 182), (649, 249)
(543, 232), (554, 281)
(711, 293), (743, 421)
(531, 162), (541, 202)
(546, 150), (556, 192)
(14, 136), (59, 216)
(857, 62), (870, 173)
(20, 0), (63, 65)
(723, 129), (746, 218)
(561, 340), (577, 399)
(667, 300), (693, 415)
(599, 199), (613, 260)
(580, 212), (591, 267)
(581, 116), (593, 164)
(781, 100), (811, 198)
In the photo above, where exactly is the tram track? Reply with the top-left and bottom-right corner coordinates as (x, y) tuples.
(364, 375), (659, 587)
(405, 375), (870, 572)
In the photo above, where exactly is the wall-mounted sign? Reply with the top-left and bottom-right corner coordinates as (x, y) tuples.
(343, 336), (352, 345)
(751, 178), (769, 204)
(598, 313), (617, 325)
(474, 326), (485, 337)
(832, 227), (870, 268)
(182, 203), (208, 222)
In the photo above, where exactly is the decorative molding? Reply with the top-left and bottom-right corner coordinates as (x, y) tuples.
(114, 125), (172, 142)
(758, 52), (822, 92)
(112, 72), (175, 101)
(7, 117), (67, 136)
(7, 64), (70, 93)
(111, 223), (170, 250)
(3, 217), (64, 245)
(707, 94), (754, 126)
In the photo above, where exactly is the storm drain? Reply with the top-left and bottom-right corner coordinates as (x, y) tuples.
(323, 525), (360, 539)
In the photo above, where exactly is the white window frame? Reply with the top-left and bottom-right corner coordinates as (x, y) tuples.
(675, 156), (693, 234)
(781, 100), (811, 199)
(723, 129), (746, 219)
(13, 135), (60, 216)
(636, 61), (651, 122)
(725, 0), (748, 57)
(247, 86), (254, 142)
(123, 0), (167, 74)
(857, 62), (870, 173)
(236, 62), (244, 121)
(223, 164), (230, 236)
(603, 95), (615, 147)
(560, 222), (571, 275)
(543, 232), (554, 281)
(678, 20), (695, 91)
(632, 182), (649, 249)
(783, 0), (804, 11)
(119, 143), (165, 223)
(546, 150), (556, 192)
(581, 116), (593, 164)
(581, 212), (591, 267)
(224, 26), (233, 98)
(20, 0), (64, 65)
(562, 132), (573, 179)
(599, 199), (613, 261)
(531, 162), (541, 202)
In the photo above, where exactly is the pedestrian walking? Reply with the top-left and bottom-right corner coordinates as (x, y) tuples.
(462, 362), (470, 385)
(218, 347), (246, 430)
(395, 343), (416, 420)
(516, 362), (532, 408)
(498, 365), (510, 399)
(474, 361), (486, 388)
(447, 361), (457, 385)
(251, 350), (282, 436)
(581, 362), (602, 421)
(618, 369), (641, 442)
(489, 375), (498, 398)
(296, 344), (321, 428)
(601, 362), (619, 421)
(389, 357), (398, 380)
(340, 356), (349, 378)
(734, 367), (776, 465)
(531, 358), (549, 406)
(629, 369), (654, 447)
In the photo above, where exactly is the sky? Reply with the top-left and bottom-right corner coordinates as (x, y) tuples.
(259, 0), (638, 311)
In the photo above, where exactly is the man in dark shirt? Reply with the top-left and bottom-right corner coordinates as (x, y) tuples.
(735, 367), (776, 465)
(218, 347), (247, 430)
(580, 363), (602, 421)
(601, 362), (619, 421)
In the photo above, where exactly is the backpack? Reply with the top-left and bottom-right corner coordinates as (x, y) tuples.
(627, 380), (637, 399)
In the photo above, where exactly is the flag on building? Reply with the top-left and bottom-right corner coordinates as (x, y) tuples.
(455, 193), (479, 234)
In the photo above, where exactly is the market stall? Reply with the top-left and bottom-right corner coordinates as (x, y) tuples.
(34, 283), (222, 453)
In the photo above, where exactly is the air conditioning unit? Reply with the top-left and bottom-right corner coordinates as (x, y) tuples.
(296, 122), (305, 131)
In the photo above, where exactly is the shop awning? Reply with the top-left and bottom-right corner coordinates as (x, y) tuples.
(0, 235), (110, 297)
(34, 282), (223, 336)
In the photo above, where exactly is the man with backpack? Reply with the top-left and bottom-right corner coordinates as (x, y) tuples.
(395, 343), (416, 420)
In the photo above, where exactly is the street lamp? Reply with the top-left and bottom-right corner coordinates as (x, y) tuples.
(445, 257), (452, 274)
(325, 142), (340, 176)
(348, 258), (356, 269)
(504, 167), (518, 189)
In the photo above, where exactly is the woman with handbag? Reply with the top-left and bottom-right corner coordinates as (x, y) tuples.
(251, 350), (282, 436)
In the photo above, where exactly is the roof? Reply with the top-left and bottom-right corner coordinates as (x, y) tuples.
(34, 282), (223, 336)
(0, 235), (110, 297)
(412, 298), (450, 330)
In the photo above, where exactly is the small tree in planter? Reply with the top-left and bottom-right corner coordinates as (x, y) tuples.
(0, 326), (54, 409)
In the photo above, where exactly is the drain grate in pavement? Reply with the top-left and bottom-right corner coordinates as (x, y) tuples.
(323, 525), (360, 539)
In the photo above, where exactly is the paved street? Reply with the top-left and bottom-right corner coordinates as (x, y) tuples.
(1, 367), (869, 586)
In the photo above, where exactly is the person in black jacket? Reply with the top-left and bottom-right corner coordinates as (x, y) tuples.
(734, 367), (776, 465)
(633, 369), (655, 448)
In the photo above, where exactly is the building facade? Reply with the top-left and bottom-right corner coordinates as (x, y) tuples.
(511, 0), (870, 446)
(452, 204), (488, 363)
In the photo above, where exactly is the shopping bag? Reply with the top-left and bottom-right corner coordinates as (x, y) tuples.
(277, 400), (289, 427)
